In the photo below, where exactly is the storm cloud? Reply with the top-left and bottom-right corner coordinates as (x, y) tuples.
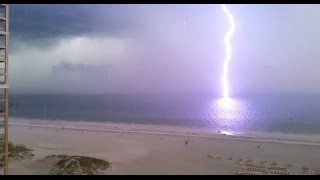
(52, 60), (111, 73)
(7, 4), (320, 94)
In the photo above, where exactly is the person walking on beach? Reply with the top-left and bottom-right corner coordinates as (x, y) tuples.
(289, 117), (293, 131)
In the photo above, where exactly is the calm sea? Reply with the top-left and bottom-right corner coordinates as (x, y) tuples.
(8, 94), (320, 135)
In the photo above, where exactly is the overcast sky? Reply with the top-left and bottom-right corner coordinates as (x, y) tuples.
(7, 4), (320, 95)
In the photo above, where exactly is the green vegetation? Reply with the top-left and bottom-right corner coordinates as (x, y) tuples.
(8, 142), (34, 160)
(0, 142), (34, 163)
(44, 155), (111, 175)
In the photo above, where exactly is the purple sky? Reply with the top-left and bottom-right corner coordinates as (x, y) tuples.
(8, 4), (320, 95)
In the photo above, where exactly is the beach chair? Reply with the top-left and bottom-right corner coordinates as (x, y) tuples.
(271, 162), (277, 166)
(302, 166), (309, 174)
(302, 169), (309, 174)
(284, 165), (291, 168)
(236, 161), (244, 165)
(259, 161), (267, 164)
(284, 164), (292, 168)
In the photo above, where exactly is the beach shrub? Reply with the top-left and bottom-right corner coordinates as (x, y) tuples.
(44, 155), (111, 175)
(8, 142), (35, 160)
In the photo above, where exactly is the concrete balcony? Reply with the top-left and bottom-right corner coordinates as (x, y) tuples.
(0, 55), (5, 62)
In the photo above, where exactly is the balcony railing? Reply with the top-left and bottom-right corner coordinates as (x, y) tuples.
(0, 154), (4, 167)
(0, 37), (5, 47)
(0, 134), (4, 140)
(0, 68), (5, 74)
(0, 7), (6, 18)
(0, 9), (5, 18)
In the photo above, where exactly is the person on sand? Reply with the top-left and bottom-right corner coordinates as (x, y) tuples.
(185, 141), (188, 145)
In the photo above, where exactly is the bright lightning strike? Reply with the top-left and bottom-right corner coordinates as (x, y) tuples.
(221, 4), (236, 99)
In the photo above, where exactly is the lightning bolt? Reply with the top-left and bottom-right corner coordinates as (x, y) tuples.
(221, 4), (236, 99)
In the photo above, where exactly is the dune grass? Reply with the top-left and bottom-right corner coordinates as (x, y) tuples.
(8, 142), (34, 160)
(44, 155), (111, 175)
(0, 142), (34, 166)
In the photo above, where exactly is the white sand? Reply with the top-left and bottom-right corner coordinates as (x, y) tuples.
(6, 118), (320, 175)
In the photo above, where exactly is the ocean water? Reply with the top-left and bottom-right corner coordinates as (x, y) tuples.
(8, 94), (320, 135)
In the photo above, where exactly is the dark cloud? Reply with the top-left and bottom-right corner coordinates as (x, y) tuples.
(52, 60), (110, 73)
(11, 5), (89, 39)
(9, 4), (145, 41)
(9, 4), (222, 41)
(9, 4), (320, 94)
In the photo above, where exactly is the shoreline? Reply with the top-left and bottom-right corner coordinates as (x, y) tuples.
(9, 117), (320, 146)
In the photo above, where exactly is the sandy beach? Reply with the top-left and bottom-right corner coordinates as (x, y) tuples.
(6, 118), (320, 175)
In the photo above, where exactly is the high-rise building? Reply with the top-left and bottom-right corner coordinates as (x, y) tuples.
(0, 4), (9, 175)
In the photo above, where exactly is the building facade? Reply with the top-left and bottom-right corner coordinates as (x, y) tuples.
(0, 4), (9, 175)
